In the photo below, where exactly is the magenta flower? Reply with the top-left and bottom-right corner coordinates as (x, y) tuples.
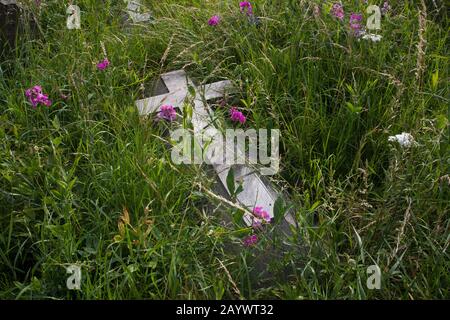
(251, 206), (271, 229)
(97, 58), (110, 71)
(208, 15), (220, 26)
(350, 13), (362, 28)
(243, 234), (258, 247)
(349, 13), (363, 36)
(331, 3), (344, 20)
(253, 206), (271, 222)
(25, 85), (52, 108)
(239, 1), (253, 16)
(230, 107), (246, 124)
(157, 105), (177, 121)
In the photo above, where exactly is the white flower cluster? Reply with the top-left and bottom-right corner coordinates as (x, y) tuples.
(362, 33), (383, 42)
(388, 132), (415, 148)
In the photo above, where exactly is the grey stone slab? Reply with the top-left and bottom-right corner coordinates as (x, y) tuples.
(200, 80), (234, 101)
(136, 72), (234, 117)
(216, 166), (276, 226)
(160, 69), (192, 92)
(135, 90), (187, 116)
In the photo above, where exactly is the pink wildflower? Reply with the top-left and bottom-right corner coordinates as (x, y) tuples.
(97, 58), (110, 71)
(349, 13), (363, 37)
(331, 3), (344, 20)
(208, 15), (220, 26)
(239, 1), (253, 16)
(350, 13), (362, 29)
(243, 234), (258, 247)
(25, 85), (52, 108)
(157, 105), (177, 121)
(254, 206), (271, 222)
(230, 107), (246, 124)
(251, 206), (271, 229)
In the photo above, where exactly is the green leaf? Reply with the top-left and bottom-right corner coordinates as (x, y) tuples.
(188, 84), (196, 97)
(240, 99), (250, 109)
(226, 167), (235, 195)
(345, 84), (355, 95)
(346, 102), (362, 114)
(52, 116), (60, 130)
(235, 184), (244, 196)
(233, 209), (244, 225)
(436, 114), (448, 130)
(273, 197), (286, 224)
(309, 201), (321, 212)
(52, 136), (62, 147)
(67, 178), (77, 192)
(13, 125), (18, 139)
(431, 70), (439, 90)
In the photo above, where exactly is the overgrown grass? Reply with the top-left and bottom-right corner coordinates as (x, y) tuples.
(0, 0), (448, 299)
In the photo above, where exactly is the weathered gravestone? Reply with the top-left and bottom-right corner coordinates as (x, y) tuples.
(0, 0), (20, 51)
(0, 0), (38, 60)
(135, 70), (297, 232)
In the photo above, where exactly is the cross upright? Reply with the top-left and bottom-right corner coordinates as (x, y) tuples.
(136, 69), (233, 133)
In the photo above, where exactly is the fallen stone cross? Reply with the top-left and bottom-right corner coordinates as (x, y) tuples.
(135, 70), (297, 231)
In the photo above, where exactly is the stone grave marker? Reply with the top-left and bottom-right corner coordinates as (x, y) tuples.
(135, 70), (297, 232)
(1, 0), (20, 51)
(1, 0), (38, 60)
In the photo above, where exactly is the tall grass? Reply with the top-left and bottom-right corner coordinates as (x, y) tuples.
(0, 0), (448, 299)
